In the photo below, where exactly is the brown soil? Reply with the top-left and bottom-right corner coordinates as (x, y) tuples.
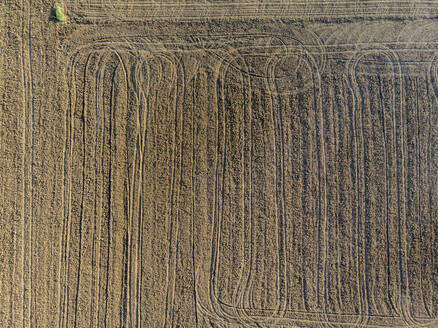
(0, 1), (437, 327)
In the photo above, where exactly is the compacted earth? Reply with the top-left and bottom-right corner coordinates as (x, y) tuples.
(0, 1), (437, 327)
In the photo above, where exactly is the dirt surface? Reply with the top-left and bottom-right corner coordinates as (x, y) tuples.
(0, 1), (437, 327)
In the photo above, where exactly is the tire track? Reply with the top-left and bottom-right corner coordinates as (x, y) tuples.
(272, 60), (290, 321)
(62, 1), (438, 22)
(60, 46), (126, 328)
(72, 51), (94, 328)
(206, 48), (254, 326)
(346, 52), (369, 328)
(90, 51), (106, 328)
(346, 48), (411, 325)
(103, 52), (119, 328)
(101, 50), (128, 328)
(96, 51), (111, 328)
(127, 51), (155, 327)
(170, 55), (188, 328)
(376, 74), (398, 316)
(331, 74), (344, 313)
(163, 51), (183, 328)
(267, 55), (288, 322)
(60, 48), (100, 328)
(284, 88), (303, 315)
(424, 55), (438, 325)
(192, 71), (200, 328)
(423, 71), (435, 320)
(243, 57), (257, 322)
(349, 50), (402, 325)
(398, 58), (419, 328)
(361, 70), (377, 316)
(412, 75), (436, 325)
(60, 47), (81, 328)
(205, 53), (225, 323)
(261, 56), (284, 324)
(211, 51), (238, 325)
(135, 56), (152, 328)
(125, 51), (142, 328)
(385, 49), (417, 327)
(140, 53), (171, 326)
(236, 53), (260, 326)
(118, 51), (140, 328)
(302, 51), (332, 328)
(110, 50), (132, 328)
(298, 86), (310, 314)
(416, 76), (433, 320)
(217, 59), (230, 322)
(368, 47), (421, 327)
(19, 0), (33, 325)
(323, 72), (343, 328)
(337, 77), (353, 314)
(55, 35), (438, 328)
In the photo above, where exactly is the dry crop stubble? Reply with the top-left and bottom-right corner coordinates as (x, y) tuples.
(0, 1), (437, 327)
